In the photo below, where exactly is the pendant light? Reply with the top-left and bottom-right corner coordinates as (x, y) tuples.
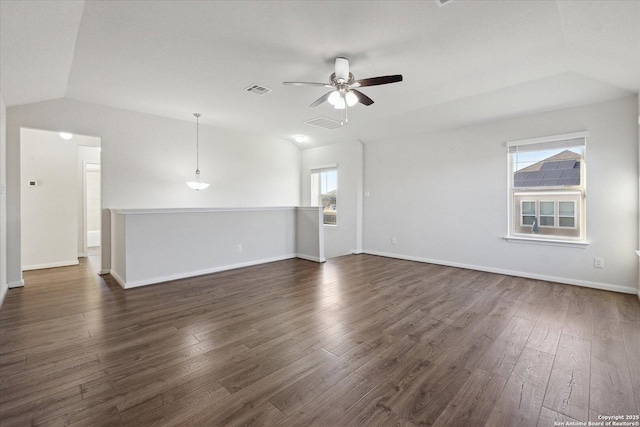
(185, 113), (210, 190)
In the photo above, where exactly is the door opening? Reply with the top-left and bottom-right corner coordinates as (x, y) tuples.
(20, 128), (101, 273)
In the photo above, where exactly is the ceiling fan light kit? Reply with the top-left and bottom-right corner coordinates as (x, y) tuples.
(283, 57), (402, 125)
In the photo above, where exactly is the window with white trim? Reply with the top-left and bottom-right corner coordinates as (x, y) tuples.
(521, 201), (536, 226)
(310, 165), (337, 226)
(558, 201), (576, 228)
(508, 132), (587, 241)
(539, 201), (555, 227)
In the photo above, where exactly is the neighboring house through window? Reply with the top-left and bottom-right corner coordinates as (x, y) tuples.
(508, 132), (587, 242)
(310, 165), (337, 225)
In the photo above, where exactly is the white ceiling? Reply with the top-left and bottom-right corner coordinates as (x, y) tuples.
(1, 0), (638, 149)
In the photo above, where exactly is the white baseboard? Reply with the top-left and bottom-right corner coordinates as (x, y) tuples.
(22, 260), (79, 271)
(8, 279), (24, 288)
(112, 254), (299, 289)
(110, 270), (126, 289)
(296, 253), (326, 263)
(364, 250), (638, 295)
(0, 284), (7, 308)
(99, 269), (110, 275)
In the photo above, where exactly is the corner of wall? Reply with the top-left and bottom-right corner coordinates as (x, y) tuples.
(0, 284), (7, 309)
(0, 91), (8, 308)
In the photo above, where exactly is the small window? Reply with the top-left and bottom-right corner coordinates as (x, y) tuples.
(310, 165), (337, 226)
(508, 132), (586, 242)
(559, 201), (576, 228)
(539, 201), (555, 227)
(521, 201), (536, 226)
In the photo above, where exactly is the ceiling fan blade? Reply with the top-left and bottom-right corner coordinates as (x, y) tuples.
(353, 74), (403, 87)
(310, 91), (334, 107)
(351, 89), (374, 106)
(283, 81), (332, 87)
(335, 57), (350, 82)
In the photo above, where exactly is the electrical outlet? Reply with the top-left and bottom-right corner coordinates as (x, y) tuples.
(594, 257), (604, 269)
(391, 237), (397, 245)
(237, 244), (242, 253)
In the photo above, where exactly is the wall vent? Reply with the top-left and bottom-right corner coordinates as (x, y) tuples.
(245, 84), (272, 96)
(304, 117), (343, 130)
(435, 0), (454, 6)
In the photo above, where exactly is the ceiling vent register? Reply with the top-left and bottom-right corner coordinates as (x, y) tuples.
(245, 84), (272, 96)
(304, 117), (344, 130)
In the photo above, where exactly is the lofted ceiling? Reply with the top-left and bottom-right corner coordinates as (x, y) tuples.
(1, 0), (638, 149)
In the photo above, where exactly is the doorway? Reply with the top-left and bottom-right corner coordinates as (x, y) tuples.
(20, 128), (101, 272)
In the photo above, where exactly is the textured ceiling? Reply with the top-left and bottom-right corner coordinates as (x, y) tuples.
(1, 0), (638, 148)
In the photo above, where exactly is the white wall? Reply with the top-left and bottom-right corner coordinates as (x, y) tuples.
(301, 139), (363, 258)
(0, 93), (8, 304)
(77, 146), (101, 255)
(86, 166), (100, 231)
(364, 95), (639, 293)
(110, 207), (304, 288)
(295, 207), (325, 263)
(21, 128), (82, 270)
(6, 98), (301, 285)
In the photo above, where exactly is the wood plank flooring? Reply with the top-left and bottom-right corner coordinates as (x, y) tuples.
(1, 254), (639, 426)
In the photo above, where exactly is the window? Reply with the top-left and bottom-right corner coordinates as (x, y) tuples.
(310, 165), (337, 226)
(508, 132), (587, 242)
(539, 201), (554, 227)
(521, 201), (536, 226)
(558, 201), (576, 228)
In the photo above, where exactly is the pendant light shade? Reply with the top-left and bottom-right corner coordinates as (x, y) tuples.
(186, 177), (209, 190)
(185, 113), (209, 190)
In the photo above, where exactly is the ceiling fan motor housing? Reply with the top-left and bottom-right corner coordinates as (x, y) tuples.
(330, 72), (355, 86)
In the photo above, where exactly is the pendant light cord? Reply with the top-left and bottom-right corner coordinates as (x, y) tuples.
(194, 113), (201, 175)
(185, 112), (209, 190)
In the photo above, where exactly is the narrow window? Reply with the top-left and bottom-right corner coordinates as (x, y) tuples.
(558, 201), (576, 228)
(310, 165), (337, 226)
(521, 201), (536, 226)
(539, 201), (555, 227)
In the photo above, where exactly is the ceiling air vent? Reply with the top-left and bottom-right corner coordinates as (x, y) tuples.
(245, 84), (272, 96)
(435, 0), (453, 6)
(304, 117), (344, 130)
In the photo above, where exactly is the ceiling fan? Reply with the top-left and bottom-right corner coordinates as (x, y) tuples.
(283, 57), (402, 123)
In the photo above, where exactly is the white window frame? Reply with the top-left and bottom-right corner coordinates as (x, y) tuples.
(506, 132), (588, 247)
(520, 200), (579, 230)
(538, 201), (555, 228)
(520, 200), (536, 227)
(558, 200), (577, 229)
(310, 164), (338, 227)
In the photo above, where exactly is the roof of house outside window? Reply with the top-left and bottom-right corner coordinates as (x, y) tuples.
(514, 150), (581, 187)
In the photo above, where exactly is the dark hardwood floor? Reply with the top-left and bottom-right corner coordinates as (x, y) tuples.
(1, 254), (639, 426)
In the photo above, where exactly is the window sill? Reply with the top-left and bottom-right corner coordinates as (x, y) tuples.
(323, 224), (338, 229)
(504, 236), (589, 249)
